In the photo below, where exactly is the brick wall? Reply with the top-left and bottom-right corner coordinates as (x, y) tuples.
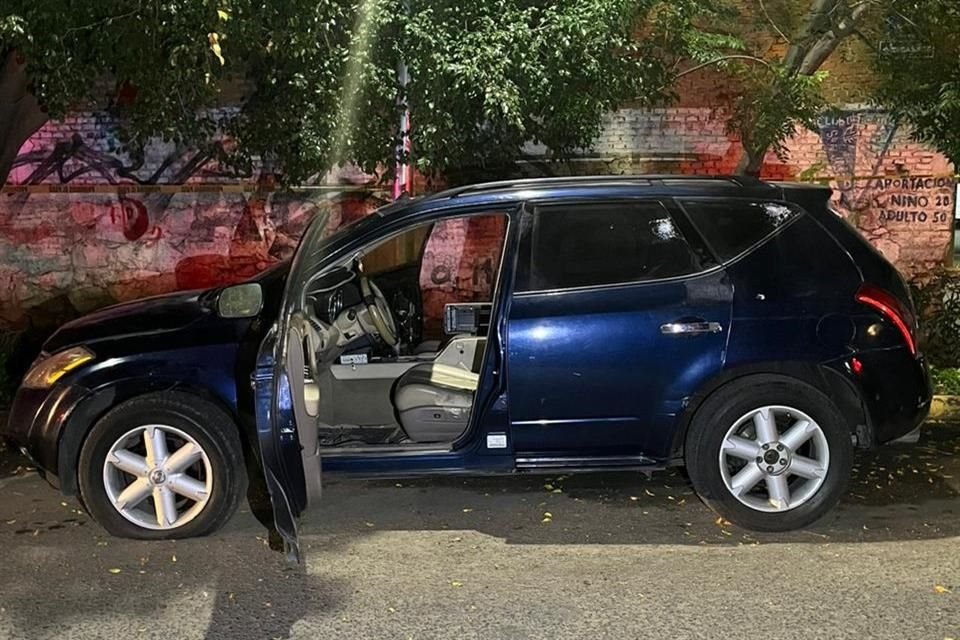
(587, 106), (955, 278)
(1, 96), (955, 328)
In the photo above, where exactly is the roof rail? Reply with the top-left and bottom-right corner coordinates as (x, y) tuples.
(436, 174), (769, 199)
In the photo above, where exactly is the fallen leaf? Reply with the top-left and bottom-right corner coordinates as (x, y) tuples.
(462, 508), (473, 513)
(544, 484), (554, 491)
(108, 568), (121, 574)
(451, 580), (463, 588)
(207, 33), (225, 66)
(171, 554), (177, 563)
(364, 522), (375, 528)
(644, 489), (655, 497)
(714, 517), (731, 527)
(934, 585), (952, 594)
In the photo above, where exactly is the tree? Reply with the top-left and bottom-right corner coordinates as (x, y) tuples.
(679, 0), (874, 175)
(873, 1), (960, 167)
(0, 0), (728, 187)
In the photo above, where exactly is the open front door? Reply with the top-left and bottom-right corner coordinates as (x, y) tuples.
(254, 323), (323, 563)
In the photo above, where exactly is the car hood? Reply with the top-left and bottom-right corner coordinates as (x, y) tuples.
(44, 289), (211, 353)
(42, 262), (291, 355)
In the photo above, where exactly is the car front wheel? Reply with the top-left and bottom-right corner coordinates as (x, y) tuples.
(685, 375), (853, 532)
(78, 391), (247, 539)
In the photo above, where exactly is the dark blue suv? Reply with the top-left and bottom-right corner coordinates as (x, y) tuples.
(4, 176), (930, 558)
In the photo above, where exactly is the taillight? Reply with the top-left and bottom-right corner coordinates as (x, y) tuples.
(855, 284), (917, 356)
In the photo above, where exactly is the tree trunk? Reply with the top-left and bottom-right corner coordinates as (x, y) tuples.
(735, 0), (867, 176)
(0, 49), (48, 186)
(736, 148), (764, 177)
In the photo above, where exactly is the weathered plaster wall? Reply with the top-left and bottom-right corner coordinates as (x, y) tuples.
(0, 103), (954, 328)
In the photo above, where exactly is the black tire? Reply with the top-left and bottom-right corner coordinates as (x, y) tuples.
(78, 391), (247, 539)
(684, 375), (853, 532)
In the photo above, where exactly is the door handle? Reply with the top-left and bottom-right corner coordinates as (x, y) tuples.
(660, 321), (723, 336)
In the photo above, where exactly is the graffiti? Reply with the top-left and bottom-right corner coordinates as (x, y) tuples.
(10, 133), (229, 186)
(430, 262), (453, 286)
(816, 110), (899, 212)
(114, 197), (151, 241)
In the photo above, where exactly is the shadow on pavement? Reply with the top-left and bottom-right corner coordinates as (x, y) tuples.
(2, 424), (959, 638)
(306, 424), (960, 547)
(0, 439), (345, 640)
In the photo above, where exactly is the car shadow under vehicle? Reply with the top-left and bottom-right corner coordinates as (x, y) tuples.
(306, 424), (960, 547)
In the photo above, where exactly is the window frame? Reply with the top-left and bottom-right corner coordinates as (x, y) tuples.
(674, 197), (807, 267)
(513, 197), (719, 296)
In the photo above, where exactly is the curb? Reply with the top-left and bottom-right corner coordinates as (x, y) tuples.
(927, 395), (960, 423)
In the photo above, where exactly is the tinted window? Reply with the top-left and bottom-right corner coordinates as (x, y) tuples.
(680, 200), (800, 261)
(518, 201), (705, 292)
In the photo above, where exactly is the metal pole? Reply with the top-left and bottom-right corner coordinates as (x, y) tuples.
(392, 0), (412, 199)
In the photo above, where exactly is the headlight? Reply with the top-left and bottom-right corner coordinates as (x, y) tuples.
(22, 347), (95, 389)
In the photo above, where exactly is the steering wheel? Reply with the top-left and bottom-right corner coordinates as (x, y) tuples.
(360, 276), (399, 346)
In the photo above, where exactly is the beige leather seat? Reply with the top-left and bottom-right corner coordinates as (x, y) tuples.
(392, 363), (478, 442)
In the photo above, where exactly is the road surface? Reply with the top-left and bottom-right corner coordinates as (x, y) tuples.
(1, 426), (959, 639)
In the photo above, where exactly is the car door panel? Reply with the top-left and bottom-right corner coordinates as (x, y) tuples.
(507, 270), (731, 458)
(254, 325), (322, 563)
(506, 199), (732, 460)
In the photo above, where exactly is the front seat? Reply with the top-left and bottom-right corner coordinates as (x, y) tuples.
(392, 363), (479, 442)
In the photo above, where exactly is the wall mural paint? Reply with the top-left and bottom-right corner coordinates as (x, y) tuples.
(809, 110), (954, 273)
(0, 187), (386, 327)
(0, 105), (955, 329)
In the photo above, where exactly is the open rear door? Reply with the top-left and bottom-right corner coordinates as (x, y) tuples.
(254, 323), (323, 563)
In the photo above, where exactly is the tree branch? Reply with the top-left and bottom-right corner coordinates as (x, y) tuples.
(674, 54), (773, 80)
(798, 2), (869, 74)
(783, 0), (837, 74)
(63, 6), (142, 37)
(759, 0), (790, 44)
(0, 51), (49, 185)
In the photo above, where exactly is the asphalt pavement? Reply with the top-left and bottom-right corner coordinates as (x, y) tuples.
(1, 426), (959, 640)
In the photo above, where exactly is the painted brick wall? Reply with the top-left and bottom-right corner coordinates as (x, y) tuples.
(1, 101), (955, 328)
(589, 106), (955, 278)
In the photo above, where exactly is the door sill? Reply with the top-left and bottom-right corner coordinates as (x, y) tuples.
(515, 454), (657, 470)
(318, 443), (453, 457)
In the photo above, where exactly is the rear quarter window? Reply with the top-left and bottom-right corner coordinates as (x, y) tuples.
(679, 199), (801, 261)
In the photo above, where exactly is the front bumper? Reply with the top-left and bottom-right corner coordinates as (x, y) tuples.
(4, 383), (91, 486)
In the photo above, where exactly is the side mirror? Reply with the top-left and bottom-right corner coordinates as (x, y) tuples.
(217, 283), (263, 318)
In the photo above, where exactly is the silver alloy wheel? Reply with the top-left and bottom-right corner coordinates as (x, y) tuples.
(102, 424), (213, 530)
(718, 405), (830, 512)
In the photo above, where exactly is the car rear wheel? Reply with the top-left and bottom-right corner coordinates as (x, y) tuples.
(78, 391), (247, 539)
(684, 375), (853, 531)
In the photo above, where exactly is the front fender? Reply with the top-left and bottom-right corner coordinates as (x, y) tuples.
(50, 345), (243, 495)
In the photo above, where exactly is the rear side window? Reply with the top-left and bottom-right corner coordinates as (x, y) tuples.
(517, 201), (706, 292)
(680, 200), (801, 261)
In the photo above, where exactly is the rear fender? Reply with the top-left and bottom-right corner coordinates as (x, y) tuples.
(669, 361), (867, 463)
